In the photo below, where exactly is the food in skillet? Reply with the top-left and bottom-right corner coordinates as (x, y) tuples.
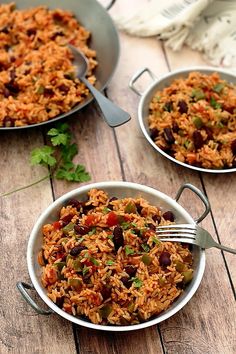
(148, 72), (236, 169)
(0, 3), (97, 127)
(38, 189), (193, 325)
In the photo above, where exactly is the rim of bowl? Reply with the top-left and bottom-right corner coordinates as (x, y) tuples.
(138, 66), (236, 174)
(27, 181), (205, 331)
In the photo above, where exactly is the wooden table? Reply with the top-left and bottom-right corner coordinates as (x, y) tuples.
(1, 1), (235, 353)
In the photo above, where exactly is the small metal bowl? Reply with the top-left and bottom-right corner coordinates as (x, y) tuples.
(17, 181), (210, 331)
(129, 67), (236, 174)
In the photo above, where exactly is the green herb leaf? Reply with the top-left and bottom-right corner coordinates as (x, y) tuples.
(55, 163), (91, 182)
(106, 260), (114, 266)
(107, 234), (113, 240)
(30, 146), (56, 167)
(125, 246), (135, 256)
(47, 126), (70, 146)
(131, 277), (143, 288)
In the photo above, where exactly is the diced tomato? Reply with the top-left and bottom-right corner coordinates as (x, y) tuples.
(53, 221), (62, 230)
(82, 259), (93, 267)
(106, 211), (119, 227)
(56, 252), (65, 260)
(14, 58), (23, 67)
(85, 214), (96, 226)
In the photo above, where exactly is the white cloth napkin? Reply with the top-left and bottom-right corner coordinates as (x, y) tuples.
(115, 0), (236, 67)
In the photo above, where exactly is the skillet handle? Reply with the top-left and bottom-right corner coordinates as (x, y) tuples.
(104, 0), (116, 10)
(17, 282), (53, 315)
(129, 67), (157, 96)
(175, 183), (211, 224)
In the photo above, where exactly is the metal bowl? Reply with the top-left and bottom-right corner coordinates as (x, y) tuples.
(129, 67), (236, 173)
(17, 181), (210, 331)
(0, 0), (119, 130)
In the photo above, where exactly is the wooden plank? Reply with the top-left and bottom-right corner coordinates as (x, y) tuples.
(77, 327), (163, 354)
(0, 130), (76, 354)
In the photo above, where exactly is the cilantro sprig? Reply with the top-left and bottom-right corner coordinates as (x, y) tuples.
(1, 123), (91, 197)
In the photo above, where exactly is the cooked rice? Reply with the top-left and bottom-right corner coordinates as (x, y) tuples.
(0, 3), (97, 127)
(39, 189), (193, 326)
(148, 72), (236, 169)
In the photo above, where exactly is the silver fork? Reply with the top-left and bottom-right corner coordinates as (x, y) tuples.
(156, 224), (236, 254)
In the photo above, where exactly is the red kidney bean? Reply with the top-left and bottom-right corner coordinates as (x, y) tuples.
(100, 285), (112, 300)
(1, 26), (9, 34)
(120, 277), (132, 289)
(70, 245), (87, 256)
(60, 213), (73, 223)
(82, 203), (94, 214)
(232, 158), (236, 168)
(231, 139), (236, 155)
(159, 251), (171, 267)
(178, 100), (188, 114)
(172, 122), (180, 133)
(113, 226), (124, 250)
(162, 211), (175, 222)
(108, 197), (118, 210)
(74, 224), (90, 235)
(56, 296), (65, 308)
(124, 265), (136, 277)
(147, 223), (156, 231)
(193, 130), (204, 150)
(44, 88), (54, 97)
(152, 214), (161, 224)
(67, 199), (82, 209)
(163, 127), (175, 144)
(27, 28), (37, 36)
(5, 82), (19, 94)
(204, 127), (213, 141)
(58, 84), (69, 93)
(150, 128), (159, 140)
(136, 203), (143, 215)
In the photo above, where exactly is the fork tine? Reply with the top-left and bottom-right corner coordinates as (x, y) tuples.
(156, 229), (196, 235)
(158, 238), (195, 244)
(157, 233), (195, 239)
(157, 224), (196, 230)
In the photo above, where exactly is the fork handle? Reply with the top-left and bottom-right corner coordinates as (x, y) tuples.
(214, 243), (236, 254)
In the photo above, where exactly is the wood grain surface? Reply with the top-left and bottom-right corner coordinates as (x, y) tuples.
(0, 0), (235, 353)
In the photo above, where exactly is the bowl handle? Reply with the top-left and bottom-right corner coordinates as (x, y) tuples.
(175, 183), (211, 224)
(17, 282), (53, 315)
(129, 67), (157, 96)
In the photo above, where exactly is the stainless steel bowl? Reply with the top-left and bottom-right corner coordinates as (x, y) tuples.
(129, 67), (236, 174)
(17, 181), (210, 331)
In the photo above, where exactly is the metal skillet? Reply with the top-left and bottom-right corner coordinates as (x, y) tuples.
(0, 0), (122, 130)
(129, 66), (236, 174)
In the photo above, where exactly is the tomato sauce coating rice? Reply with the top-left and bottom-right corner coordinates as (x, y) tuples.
(148, 72), (236, 169)
(0, 3), (97, 127)
(39, 189), (193, 325)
